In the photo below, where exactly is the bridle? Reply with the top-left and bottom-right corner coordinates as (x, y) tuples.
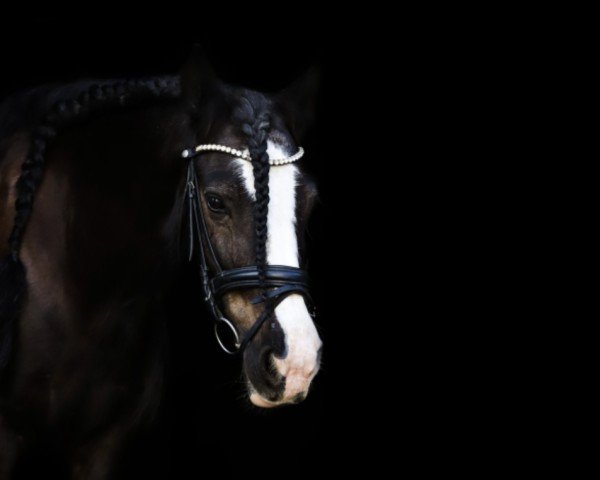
(181, 144), (314, 354)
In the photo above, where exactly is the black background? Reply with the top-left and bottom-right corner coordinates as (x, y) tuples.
(0, 17), (480, 477)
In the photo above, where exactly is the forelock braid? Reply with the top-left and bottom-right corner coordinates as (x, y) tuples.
(8, 76), (180, 258)
(237, 96), (271, 295)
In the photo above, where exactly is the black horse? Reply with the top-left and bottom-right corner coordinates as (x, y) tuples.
(0, 50), (321, 478)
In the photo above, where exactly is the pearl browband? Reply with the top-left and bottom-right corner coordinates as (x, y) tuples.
(181, 144), (304, 166)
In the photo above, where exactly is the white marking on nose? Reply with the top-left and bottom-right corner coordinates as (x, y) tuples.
(272, 294), (321, 399)
(236, 141), (322, 400)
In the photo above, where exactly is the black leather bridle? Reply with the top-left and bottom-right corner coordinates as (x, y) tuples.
(183, 150), (313, 354)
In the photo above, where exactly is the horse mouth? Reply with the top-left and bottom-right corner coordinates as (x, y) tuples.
(249, 391), (281, 408)
(245, 381), (279, 408)
(247, 382), (308, 408)
(245, 381), (286, 408)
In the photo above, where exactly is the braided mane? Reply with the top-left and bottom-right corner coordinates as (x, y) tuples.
(0, 76), (181, 369)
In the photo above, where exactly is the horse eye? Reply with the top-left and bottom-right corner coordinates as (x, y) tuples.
(205, 193), (226, 213)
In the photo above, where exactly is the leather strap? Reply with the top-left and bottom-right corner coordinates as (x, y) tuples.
(210, 266), (309, 297)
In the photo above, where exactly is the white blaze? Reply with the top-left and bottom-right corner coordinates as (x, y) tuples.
(236, 141), (322, 403)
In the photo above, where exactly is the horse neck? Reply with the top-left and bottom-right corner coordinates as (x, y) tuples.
(21, 102), (187, 320)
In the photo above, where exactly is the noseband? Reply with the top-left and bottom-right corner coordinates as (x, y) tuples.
(181, 144), (313, 354)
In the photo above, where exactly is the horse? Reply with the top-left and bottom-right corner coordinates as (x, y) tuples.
(0, 50), (322, 478)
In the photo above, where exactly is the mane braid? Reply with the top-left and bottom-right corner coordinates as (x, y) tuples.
(8, 77), (180, 256)
(0, 76), (181, 372)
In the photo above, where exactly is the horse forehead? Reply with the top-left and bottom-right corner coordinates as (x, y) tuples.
(234, 141), (297, 195)
(199, 156), (244, 184)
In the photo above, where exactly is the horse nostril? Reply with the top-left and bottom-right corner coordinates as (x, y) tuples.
(317, 346), (323, 365)
(260, 350), (279, 379)
(291, 392), (307, 404)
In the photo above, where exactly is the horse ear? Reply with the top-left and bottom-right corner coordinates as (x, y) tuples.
(275, 68), (320, 140)
(179, 45), (220, 104)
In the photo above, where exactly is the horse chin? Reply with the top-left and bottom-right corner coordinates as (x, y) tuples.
(247, 383), (285, 408)
(249, 391), (281, 408)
